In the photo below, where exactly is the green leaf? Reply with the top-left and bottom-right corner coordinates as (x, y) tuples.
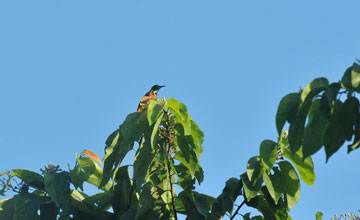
(210, 178), (242, 219)
(315, 211), (323, 220)
(242, 213), (264, 220)
(82, 191), (111, 210)
(246, 156), (265, 184)
(151, 112), (164, 151)
(324, 100), (344, 161)
(12, 169), (45, 191)
(288, 78), (328, 152)
(174, 164), (196, 191)
(302, 99), (329, 158)
(174, 131), (199, 178)
(342, 66), (353, 89)
(147, 101), (164, 126)
(351, 62), (360, 88)
(118, 207), (137, 220)
(342, 63), (360, 89)
(348, 119), (360, 153)
(288, 100), (311, 152)
(325, 83), (341, 107)
(276, 93), (301, 135)
(70, 156), (111, 192)
(190, 120), (204, 154)
(278, 161), (300, 210)
(283, 148), (315, 185)
(179, 191), (208, 220)
(263, 168), (285, 205)
(339, 97), (359, 141)
(80, 157), (110, 190)
(103, 129), (120, 160)
(0, 198), (14, 219)
(70, 195), (113, 220)
(300, 77), (329, 105)
(324, 97), (359, 161)
(101, 111), (148, 187)
(134, 182), (170, 220)
(192, 192), (215, 218)
(166, 98), (192, 135)
(110, 166), (132, 215)
(241, 172), (263, 201)
(44, 171), (71, 212)
(246, 188), (291, 220)
(259, 140), (278, 171)
(133, 127), (156, 192)
(13, 194), (39, 220)
(39, 200), (59, 220)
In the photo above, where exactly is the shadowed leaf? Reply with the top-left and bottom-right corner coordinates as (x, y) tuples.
(276, 93), (300, 136)
(263, 168), (285, 205)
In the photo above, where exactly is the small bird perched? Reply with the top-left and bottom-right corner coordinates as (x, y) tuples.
(137, 85), (165, 112)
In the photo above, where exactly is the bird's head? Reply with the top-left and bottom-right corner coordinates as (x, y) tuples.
(150, 85), (165, 94)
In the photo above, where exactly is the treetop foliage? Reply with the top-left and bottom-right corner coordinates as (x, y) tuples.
(1, 61), (359, 220)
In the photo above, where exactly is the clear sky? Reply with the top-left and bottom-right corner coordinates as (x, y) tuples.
(1, 1), (359, 219)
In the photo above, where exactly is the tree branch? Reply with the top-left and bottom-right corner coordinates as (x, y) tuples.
(230, 200), (246, 220)
(167, 157), (178, 220)
(165, 112), (178, 220)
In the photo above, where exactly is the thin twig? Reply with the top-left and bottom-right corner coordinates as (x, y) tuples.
(230, 200), (246, 220)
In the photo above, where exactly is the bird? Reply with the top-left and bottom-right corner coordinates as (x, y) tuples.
(137, 85), (165, 112)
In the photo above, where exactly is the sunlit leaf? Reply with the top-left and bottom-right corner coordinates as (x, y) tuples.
(147, 100), (164, 126)
(300, 77), (329, 105)
(166, 98), (192, 135)
(316, 211), (323, 220)
(351, 62), (360, 88)
(12, 169), (45, 191)
(283, 148), (315, 186)
(341, 63), (360, 89)
(259, 140), (278, 171)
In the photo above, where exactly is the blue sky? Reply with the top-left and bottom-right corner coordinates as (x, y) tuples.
(1, 1), (359, 219)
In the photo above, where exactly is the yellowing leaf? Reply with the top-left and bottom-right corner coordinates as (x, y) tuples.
(0, 171), (10, 177)
(83, 150), (103, 166)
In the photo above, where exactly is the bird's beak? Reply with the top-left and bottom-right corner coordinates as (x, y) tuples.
(160, 85), (165, 88)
